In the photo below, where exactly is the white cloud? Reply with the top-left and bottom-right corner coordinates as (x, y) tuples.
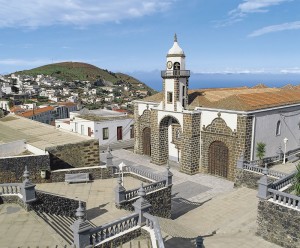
(0, 59), (52, 66)
(0, 0), (174, 28)
(216, 0), (291, 27)
(248, 21), (300, 37)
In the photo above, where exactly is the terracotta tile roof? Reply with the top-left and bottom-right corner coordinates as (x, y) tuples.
(142, 92), (163, 102)
(17, 106), (54, 118)
(138, 86), (300, 112)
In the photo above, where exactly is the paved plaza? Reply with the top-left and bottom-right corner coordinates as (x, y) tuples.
(0, 148), (290, 247)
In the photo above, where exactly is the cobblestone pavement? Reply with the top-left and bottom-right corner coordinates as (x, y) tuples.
(271, 160), (298, 174)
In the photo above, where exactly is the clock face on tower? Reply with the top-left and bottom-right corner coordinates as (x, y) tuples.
(167, 61), (173, 69)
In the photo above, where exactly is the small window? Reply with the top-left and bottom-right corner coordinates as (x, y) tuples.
(276, 121), (281, 136)
(130, 125), (134, 139)
(167, 92), (173, 103)
(103, 127), (109, 140)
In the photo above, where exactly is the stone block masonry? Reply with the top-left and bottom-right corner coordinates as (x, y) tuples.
(234, 168), (276, 189)
(117, 186), (172, 218)
(30, 190), (86, 218)
(257, 200), (300, 248)
(181, 112), (201, 175)
(0, 155), (50, 184)
(47, 140), (100, 170)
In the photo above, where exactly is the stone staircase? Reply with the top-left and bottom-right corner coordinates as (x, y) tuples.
(36, 212), (78, 245)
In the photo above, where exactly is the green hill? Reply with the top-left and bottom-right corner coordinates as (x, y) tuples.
(15, 62), (156, 93)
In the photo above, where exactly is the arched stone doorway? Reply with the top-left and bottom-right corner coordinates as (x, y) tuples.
(159, 116), (181, 164)
(208, 141), (229, 178)
(142, 127), (151, 156)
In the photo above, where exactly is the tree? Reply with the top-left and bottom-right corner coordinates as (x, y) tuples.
(293, 163), (300, 196)
(256, 142), (266, 165)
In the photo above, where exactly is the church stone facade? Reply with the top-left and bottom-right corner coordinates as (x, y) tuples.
(134, 35), (300, 181)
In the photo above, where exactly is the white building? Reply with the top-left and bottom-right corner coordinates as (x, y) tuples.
(55, 108), (134, 145)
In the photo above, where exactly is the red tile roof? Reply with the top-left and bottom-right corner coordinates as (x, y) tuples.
(17, 106), (54, 118)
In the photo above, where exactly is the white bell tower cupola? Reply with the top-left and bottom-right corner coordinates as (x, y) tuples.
(161, 34), (190, 112)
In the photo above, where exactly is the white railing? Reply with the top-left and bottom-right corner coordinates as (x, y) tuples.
(0, 183), (22, 196)
(271, 172), (296, 191)
(143, 213), (165, 248)
(243, 163), (287, 179)
(123, 165), (165, 182)
(125, 181), (167, 201)
(268, 188), (300, 210)
(89, 213), (139, 246)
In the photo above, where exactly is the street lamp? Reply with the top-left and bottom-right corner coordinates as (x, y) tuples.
(117, 161), (127, 186)
(283, 137), (288, 164)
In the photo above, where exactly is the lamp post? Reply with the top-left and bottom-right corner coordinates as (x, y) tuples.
(118, 162), (127, 186)
(283, 137), (288, 164)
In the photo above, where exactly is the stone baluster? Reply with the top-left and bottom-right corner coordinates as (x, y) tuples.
(115, 173), (126, 205)
(106, 145), (113, 167)
(132, 183), (152, 226)
(257, 164), (270, 200)
(71, 200), (93, 248)
(21, 166), (37, 203)
(165, 162), (173, 186)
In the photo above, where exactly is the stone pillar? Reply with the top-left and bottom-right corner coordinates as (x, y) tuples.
(132, 183), (152, 226)
(181, 112), (201, 174)
(196, 236), (204, 248)
(115, 174), (126, 205)
(276, 146), (284, 162)
(21, 166), (37, 204)
(236, 154), (245, 169)
(106, 145), (113, 167)
(165, 163), (173, 186)
(71, 201), (93, 248)
(257, 164), (270, 200)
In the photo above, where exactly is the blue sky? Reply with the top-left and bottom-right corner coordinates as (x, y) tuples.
(0, 0), (300, 75)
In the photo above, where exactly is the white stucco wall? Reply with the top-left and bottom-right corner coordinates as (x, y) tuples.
(201, 110), (238, 132)
(168, 124), (179, 161)
(138, 103), (158, 116)
(94, 118), (134, 145)
(253, 106), (300, 159)
(157, 110), (184, 129)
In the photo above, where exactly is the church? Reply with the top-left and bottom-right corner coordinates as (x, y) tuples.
(134, 35), (300, 181)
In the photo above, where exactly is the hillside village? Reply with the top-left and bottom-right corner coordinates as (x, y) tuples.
(0, 64), (155, 120)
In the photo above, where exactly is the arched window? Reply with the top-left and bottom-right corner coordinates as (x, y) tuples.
(174, 62), (180, 70)
(276, 120), (281, 136)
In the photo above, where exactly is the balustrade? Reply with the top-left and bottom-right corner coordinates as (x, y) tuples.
(268, 188), (300, 210)
(0, 183), (22, 195)
(89, 213), (139, 245)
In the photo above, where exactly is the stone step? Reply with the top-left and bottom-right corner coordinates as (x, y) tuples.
(37, 212), (74, 245)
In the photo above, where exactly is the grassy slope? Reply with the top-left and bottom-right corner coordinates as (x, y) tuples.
(16, 62), (156, 93)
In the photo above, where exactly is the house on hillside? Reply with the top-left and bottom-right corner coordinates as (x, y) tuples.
(55, 108), (134, 145)
(134, 35), (300, 181)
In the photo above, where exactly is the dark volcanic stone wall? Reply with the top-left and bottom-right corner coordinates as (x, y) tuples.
(0, 155), (50, 183)
(257, 200), (300, 248)
(234, 168), (276, 189)
(117, 186), (172, 218)
(47, 140), (100, 170)
(30, 190), (85, 218)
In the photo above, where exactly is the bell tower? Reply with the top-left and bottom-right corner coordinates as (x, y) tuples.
(161, 34), (190, 112)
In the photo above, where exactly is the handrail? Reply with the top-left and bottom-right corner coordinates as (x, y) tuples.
(0, 183), (22, 195)
(143, 213), (165, 248)
(125, 180), (167, 201)
(243, 163), (287, 179)
(89, 213), (139, 245)
(161, 70), (190, 78)
(271, 172), (296, 190)
(123, 165), (165, 182)
(268, 188), (300, 210)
